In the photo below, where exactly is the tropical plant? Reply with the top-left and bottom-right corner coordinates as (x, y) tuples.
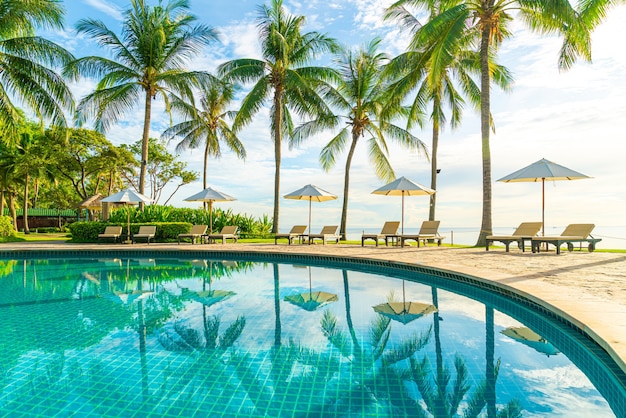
(162, 75), (246, 209)
(385, 4), (512, 222)
(121, 137), (198, 204)
(387, 0), (603, 246)
(65, 0), (218, 199)
(292, 38), (427, 239)
(0, 0), (74, 139)
(218, 0), (339, 234)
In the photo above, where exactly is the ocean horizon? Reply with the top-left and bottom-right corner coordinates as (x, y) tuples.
(342, 225), (626, 250)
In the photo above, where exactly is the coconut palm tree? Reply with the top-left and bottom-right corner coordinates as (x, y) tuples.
(388, 0), (603, 246)
(292, 38), (427, 239)
(218, 0), (338, 234)
(162, 75), (246, 209)
(65, 0), (218, 199)
(0, 0), (74, 138)
(385, 4), (512, 222)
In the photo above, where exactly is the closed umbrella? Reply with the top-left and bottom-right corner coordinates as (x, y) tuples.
(184, 187), (236, 234)
(101, 188), (153, 244)
(497, 158), (591, 237)
(372, 176), (435, 234)
(284, 184), (337, 235)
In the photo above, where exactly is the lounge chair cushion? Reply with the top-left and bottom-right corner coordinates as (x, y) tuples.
(308, 226), (340, 245)
(205, 225), (239, 244)
(400, 221), (445, 247)
(361, 221), (400, 247)
(98, 226), (123, 243)
(486, 222), (543, 252)
(275, 225), (308, 244)
(132, 226), (156, 244)
(531, 224), (601, 254)
(178, 225), (208, 244)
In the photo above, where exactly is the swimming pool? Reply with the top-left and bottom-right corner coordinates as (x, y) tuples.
(0, 251), (624, 417)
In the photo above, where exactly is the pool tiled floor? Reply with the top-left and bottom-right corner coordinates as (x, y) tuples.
(2, 240), (625, 377)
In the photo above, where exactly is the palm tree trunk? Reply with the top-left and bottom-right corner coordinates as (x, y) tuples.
(340, 133), (359, 240)
(8, 193), (17, 232)
(272, 92), (283, 234)
(203, 140), (209, 211)
(485, 306), (496, 417)
(23, 173), (30, 233)
(0, 190), (4, 217)
(273, 263), (281, 347)
(138, 89), (152, 209)
(429, 119), (440, 221)
(477, 19), (493, 247)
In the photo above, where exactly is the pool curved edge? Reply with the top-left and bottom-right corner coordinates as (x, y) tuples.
(1, 244), (625, 382)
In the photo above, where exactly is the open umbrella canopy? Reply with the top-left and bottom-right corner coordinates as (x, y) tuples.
(373, 301), (438, 325)
(101, 188), (153, 204)
(284, 184), (337, 234)
(497, 158), (591, 236)
(102, 188), (153, 243)
(372, 177), (435, 234)
(285, 291), (338, 311)
(181, 288), (236, 307)
(501, 326), (560, 356)
(184, 187), (236, 234)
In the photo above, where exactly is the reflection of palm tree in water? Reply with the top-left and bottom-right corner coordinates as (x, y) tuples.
(408, 288), (522, 417)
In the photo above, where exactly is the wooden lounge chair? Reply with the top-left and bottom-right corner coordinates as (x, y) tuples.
(205, 225), (239, 244)
(485, 222), (543, 252)
(178, 224), (208, 244)
(275, 225), (307, 245)
(531, 224), (601, 254)
(400, 221), (445, 247)
(361, 221), (400, 247)
(132, 225), (156, 244)
(308, 225), (341, 245)
(98, 226), (123, 243)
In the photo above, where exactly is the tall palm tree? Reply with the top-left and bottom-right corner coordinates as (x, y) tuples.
(162, 75), (246, 209)
(0, 0), (74, 138)
(65, 0), (218, 198)
(385, 3), (512, 222)
(218, 0), (338, 234)
(388, 0), (602, 246)
(293, 39), (427, 239)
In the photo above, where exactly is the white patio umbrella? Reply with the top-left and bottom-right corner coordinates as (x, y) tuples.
(284, 184), (337, 235)
(184, 187), (237, 234)
(497, 158), (591, 237)
(101, 188), (153, 244)
(372, 176), (435, 234)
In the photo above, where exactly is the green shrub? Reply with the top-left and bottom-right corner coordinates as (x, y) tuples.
(36, 227), (61, 233)
(106, 205), (273, 238)
(0, 216), (15, 237)
(68, 221), (191, 242)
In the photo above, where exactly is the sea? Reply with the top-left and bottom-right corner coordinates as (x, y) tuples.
(346, 225), (626, 250)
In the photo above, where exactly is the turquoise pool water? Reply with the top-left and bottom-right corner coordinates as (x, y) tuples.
(0, 252), (624, 417)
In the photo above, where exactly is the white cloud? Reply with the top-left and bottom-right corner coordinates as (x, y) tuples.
(83, 0), (123, 21)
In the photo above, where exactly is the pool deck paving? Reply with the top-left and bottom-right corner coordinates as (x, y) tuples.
(2, 240), (626, 377)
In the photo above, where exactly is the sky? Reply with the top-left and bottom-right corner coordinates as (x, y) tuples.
(42, 0), (626, 244)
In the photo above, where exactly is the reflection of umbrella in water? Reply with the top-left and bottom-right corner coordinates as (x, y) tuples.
(106, 259), (154, 305)
(373, 280), (437, 324)
(501, 326), (560, 356)
(497, 158), (591, 237)
(184, 187), (236, 234)
(284, 266), (338, 311)
(371, 177), (435, 234)
(181, 260), (236, 307)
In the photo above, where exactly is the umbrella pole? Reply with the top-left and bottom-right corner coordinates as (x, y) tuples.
(308, 199), (312, 237)
(401, 192), (405, 235)
(126, 206), (131, 244)
(542, 178), (547, 252)
(209, 201), (214, 234)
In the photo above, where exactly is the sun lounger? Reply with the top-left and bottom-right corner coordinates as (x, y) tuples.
(132, 225), (156, 244)
(308, 225), (341, 245)
(275, 225), (308, 244)
(178, 224), (208, 244)
(98, 226), (123, 243)
(361, 221), (400, 247)
(205, 225), (239, 244)
(486, 222), (542, 252)
(400, 221), (445, 247)
(531, 224), (601, 254)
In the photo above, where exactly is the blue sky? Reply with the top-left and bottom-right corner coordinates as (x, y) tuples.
(45, 0), (626, 241)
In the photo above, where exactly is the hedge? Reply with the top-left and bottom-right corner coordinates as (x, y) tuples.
(0, 216), (14, 237)
(68, 221), (192, 242)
